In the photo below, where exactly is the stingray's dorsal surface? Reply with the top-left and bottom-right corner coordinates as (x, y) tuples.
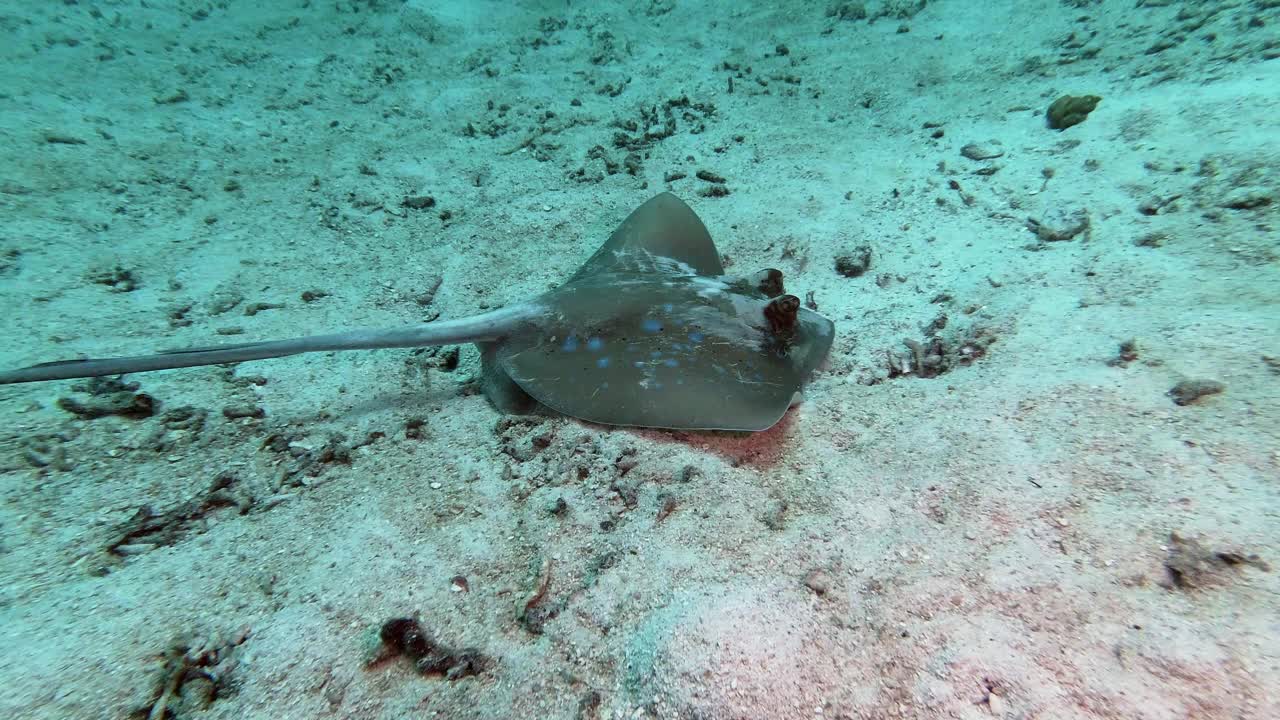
(488, 193), (834, 431)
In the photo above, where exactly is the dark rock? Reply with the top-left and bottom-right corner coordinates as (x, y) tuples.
(835, 246), (872, 277)
(1168, 379), (1224, 406)
(1046, 94), (1101, 130)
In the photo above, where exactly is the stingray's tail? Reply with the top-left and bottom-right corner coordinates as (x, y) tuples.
(0, 303), (540, 384)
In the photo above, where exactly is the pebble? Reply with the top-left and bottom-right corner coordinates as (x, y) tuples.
(429, 481), (443, 489)
(960, 142), (1005, 161)
(803, 569), (832, 596)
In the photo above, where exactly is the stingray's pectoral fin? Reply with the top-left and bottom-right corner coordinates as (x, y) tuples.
(477, 341), (541, 415)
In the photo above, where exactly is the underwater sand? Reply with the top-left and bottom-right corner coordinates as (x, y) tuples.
(1, 1), (1277, 718)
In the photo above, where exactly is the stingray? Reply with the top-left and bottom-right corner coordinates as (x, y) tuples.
(0, 193), (834, 431)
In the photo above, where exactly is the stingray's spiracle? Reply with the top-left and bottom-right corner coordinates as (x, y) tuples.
(753, 268), (785, 298)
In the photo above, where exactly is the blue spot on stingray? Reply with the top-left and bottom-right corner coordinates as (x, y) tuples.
(650, 351), (663, 358)
(596, 357), (611, 369)
(688, 331), (705, 343)
(561, 335), (579, 352)
(587, 336), (604, 352)
(633, 360), (645, 368)
(663, 358), (679, 368)
(641, 318), (662, 333)
(662, 303), (674, 313)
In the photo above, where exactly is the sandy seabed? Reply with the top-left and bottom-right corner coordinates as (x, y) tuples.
(0, 2), (1277, 719)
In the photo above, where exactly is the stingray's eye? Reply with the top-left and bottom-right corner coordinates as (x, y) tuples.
(764, 294), (801, 337)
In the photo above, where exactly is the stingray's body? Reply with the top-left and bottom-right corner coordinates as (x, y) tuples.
(0, 194), (834, 431)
